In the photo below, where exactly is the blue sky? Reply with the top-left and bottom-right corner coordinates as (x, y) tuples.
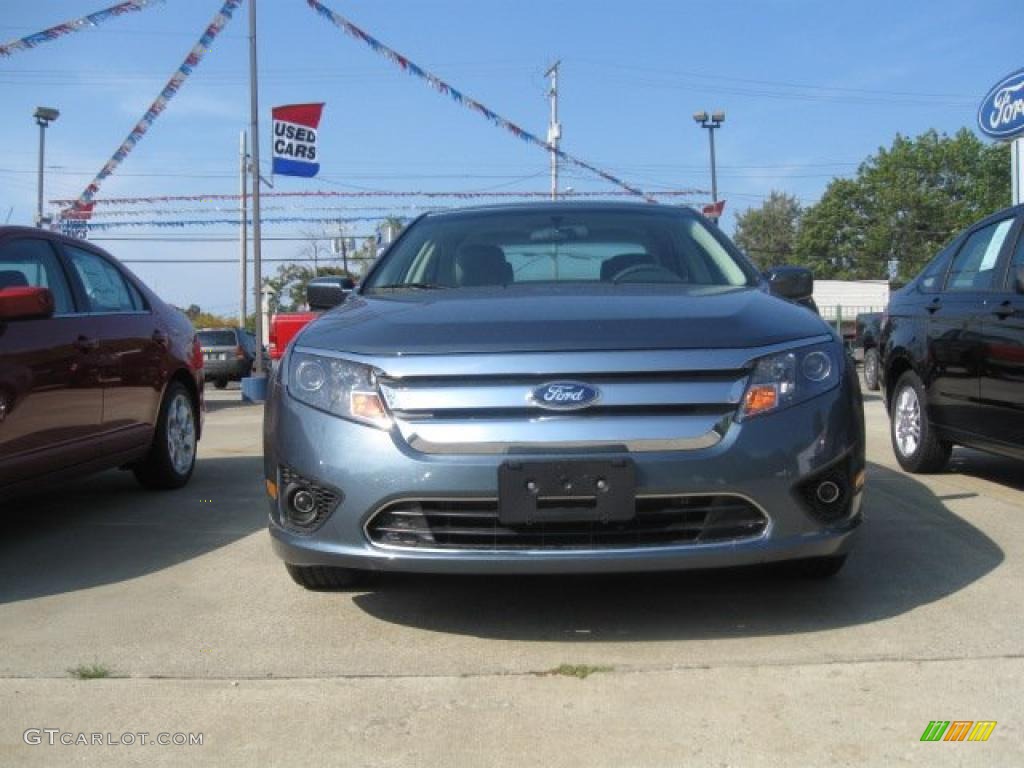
(1, 0), (1020, 314)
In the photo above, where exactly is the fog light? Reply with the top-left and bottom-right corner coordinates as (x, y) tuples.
(797, 462), (851, 525)
(816, 480), (841, 505)
(286, 485), (318, 526)
(277, 466), (341, 532)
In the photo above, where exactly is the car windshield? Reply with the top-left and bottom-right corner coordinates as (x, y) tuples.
(363, 208), (758, 294)
(197, 330), (236, 346)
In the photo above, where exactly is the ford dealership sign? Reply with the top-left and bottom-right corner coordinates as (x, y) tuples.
(978, 68), (1024, 140)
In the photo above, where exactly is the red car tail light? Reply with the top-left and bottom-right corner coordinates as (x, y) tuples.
(189, 335), (203, 370)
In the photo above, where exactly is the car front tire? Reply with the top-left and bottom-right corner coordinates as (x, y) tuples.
(863, 348), (880, 391)
(889, 371), (951, 473)
(778, 554), (848, 579)
(285, 564), (362, 590)
(133, 381), (197, 490)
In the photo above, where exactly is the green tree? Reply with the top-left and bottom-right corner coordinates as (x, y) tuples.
(796, 128), (1011, 279)
(733, 191), (802, 267)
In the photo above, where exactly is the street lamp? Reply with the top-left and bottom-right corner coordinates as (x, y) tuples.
(33, 107), (60, 228)
(693, 110), (725, 212)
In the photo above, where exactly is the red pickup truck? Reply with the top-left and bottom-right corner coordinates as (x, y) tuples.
(267, 276), (354, 361)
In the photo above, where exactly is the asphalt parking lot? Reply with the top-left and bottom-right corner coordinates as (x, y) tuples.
(1, 381), (1022, 766)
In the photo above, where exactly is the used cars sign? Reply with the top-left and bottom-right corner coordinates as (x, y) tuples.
(978, 68), (1024, 140)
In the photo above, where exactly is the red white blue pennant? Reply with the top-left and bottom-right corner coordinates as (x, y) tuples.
(0, 0), (162, 58)
(305, 0), (654, 202)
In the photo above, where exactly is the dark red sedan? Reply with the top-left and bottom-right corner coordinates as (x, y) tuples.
(0, 226), (204, 500)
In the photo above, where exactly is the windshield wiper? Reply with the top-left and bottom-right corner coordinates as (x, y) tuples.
(370, 282), (448, 292)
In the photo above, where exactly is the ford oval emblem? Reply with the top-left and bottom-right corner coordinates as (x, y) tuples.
(530, 381), (601, 411)
(978, 67), (1024, 140)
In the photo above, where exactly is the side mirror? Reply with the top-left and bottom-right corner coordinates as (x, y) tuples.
(306, 276), (355, 311)
(765, 265), (814, 303)
(0, 286), (55, 321)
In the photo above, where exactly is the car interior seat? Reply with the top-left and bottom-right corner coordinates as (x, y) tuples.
(455, 244), (513, 287)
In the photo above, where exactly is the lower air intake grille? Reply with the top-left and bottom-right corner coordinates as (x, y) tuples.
(365, 495), (767, 551)
(278, 466), (339, 532)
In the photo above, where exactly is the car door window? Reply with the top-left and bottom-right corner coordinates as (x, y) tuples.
(944, 218), (1014, 293)
(0, 238), (74, 313)
(64, 245), (138, 313)
(1006, 222), (1024, 291)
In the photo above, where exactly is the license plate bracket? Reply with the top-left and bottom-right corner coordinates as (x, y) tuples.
(498, 459), (635, 525)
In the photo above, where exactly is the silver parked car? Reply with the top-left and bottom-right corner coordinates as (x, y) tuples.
(264, 203), (865, 589)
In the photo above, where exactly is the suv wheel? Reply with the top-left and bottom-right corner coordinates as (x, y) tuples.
(133, 381), (197, 489)
(863, 348), (880, 391)
(213, 378), (228, 390)
(285, 564), (362, 590)
(890, 371), (951, 473)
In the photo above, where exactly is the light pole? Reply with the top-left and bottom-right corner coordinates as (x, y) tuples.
(34, 107), (59, 228)
(693, 110), (725, 208)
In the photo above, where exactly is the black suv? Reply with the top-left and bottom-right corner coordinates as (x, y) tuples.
(880, 204), (1024, 472)
(853, 311), (882, 391)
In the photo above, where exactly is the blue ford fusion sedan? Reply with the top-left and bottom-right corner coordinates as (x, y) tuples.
(264, 203), (864, 589)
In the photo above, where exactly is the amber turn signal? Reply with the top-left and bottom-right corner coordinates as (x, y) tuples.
(743, 384), (778, 416)
(350, 391), (389, 425)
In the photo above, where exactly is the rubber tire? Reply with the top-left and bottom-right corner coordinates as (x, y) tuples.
(133, 381), (197, 490)
(285, 564), (362, 590)
(213, 378), (228, 390)
(863, 348), (880, 391)
(778, 554), (848, 579)
(889, 371), (952, 474)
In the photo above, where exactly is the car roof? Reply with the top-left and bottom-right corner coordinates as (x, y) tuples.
(0, 225), (111, 252)
(421, 200), (699, 220)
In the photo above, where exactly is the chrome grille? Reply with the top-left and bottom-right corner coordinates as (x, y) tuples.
(365, 495), (768, 551)
(380, 371), (746, 455)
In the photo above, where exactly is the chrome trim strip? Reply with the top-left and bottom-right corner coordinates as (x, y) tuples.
(363, 492), (771, 554)
(395, 414), (730, 455)
(295, 335), (833, 379)
(381, 378), (745, 412)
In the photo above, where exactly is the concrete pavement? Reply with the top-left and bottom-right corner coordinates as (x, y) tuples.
(1, 384), (1021, 766)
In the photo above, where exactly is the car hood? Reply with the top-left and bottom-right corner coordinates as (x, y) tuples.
(296, 284), (830, 355)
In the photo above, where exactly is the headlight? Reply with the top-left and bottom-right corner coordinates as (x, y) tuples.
(738, 342), (841, 420)
(288, 352), (391, 429)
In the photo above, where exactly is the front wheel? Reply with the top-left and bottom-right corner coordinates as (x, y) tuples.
(285, 564), (363, 590)
(777, 554), (848, 579)
(133, 382), (197, 489)
(863, 348), (880, 391)
(889, 371), (951, 473)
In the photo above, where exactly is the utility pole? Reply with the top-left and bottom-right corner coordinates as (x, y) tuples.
(248, 0), (265, 376)
(545, 61), (561, 200)
(239, 130), (248, 328)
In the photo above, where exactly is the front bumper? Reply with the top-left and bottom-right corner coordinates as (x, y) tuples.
(264, 359), (865, 574)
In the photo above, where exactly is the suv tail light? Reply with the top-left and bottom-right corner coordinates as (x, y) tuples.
(235, 344), (246, 360)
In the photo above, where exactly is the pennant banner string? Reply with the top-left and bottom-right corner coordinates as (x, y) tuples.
(85, 215), (405, 231)
(305, 0), (654, 202)
(66, 0), (243, 215)
(0, 0), (163, 58)
(54, 189), (706, 209)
